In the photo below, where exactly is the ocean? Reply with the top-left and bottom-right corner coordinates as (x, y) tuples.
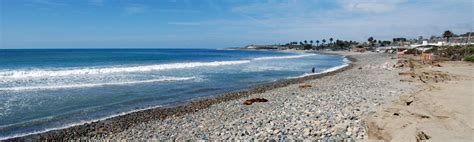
(0, 49), (348, 139)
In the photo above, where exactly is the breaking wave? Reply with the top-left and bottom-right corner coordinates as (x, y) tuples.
(0, 54), (315, 79)
(0, 60), (250, 79)
(0, 77), (196, 91)
(290, 56), (351, 78)
(252, 54), (314, 60)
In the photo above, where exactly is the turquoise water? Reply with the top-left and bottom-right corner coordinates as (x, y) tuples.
(0, 49), (348, 139)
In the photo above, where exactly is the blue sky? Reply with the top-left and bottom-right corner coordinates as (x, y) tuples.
(1, 0), (472, 48)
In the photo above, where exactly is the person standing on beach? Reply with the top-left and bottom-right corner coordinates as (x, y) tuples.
(312, 67), (315, 73)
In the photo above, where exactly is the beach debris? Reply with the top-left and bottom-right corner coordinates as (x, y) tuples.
(381, 62), (395, 70)
(408, 59), (415, 71)
(416, 131), (431, 141)
(399, 70), (453, 84)
(394, 60), (407, 68)
(398, 72), (415, 76)
(418, 76), (427, 83)
(394, 63), (404, 68)
(243, 98), (268, 105)
(399, 72), (416, 82)
(298, 84), (312, 89)
(420, 115), (430, 119)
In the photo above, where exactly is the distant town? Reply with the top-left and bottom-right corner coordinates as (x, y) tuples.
(238, 30), (473, 52)
(232, 30), (474, 62)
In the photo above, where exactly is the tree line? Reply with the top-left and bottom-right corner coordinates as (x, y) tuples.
(282, 38), (360, 50)
(275, 30), (470, 51)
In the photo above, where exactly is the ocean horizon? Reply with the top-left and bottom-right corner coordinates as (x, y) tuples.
(0, 48), (348, 139)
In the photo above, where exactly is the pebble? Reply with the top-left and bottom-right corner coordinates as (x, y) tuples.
(303, 128), (311, 136)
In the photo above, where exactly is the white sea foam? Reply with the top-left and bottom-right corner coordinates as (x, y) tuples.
(252, 54), (314, 60)
(0, 77), (196, 91)
(289, 56), (351, 79)
(0, 60), (250, 79)
(0, 105), (164, 140)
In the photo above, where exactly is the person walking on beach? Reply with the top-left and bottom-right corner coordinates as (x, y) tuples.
(312, 67), (315, 73)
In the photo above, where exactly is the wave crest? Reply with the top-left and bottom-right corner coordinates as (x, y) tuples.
(0, 77), (196, 91)
(0, 60), (250, 79)
(0, 54), (315, 79)
(252, 54), (314, 60)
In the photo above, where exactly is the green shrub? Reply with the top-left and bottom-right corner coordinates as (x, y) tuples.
(405, 48), (419, 54)
(436, 46), (473, 57)
(464, 45), (474, 55)
(464, 55), (474, 62)
(424, 47), (438, 53)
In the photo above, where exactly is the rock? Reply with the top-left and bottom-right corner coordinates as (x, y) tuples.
(273, 129), (280, 134)
(298, 84), (312, 89)
(243, 98), (268, 105)
(345, 131), (352, 137)
(320, 128), (328, 134)
(303, 128), (311, 136)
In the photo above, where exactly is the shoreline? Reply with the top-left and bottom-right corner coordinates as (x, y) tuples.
(106, 51), (417, 140)
(5, 52), (356, 141)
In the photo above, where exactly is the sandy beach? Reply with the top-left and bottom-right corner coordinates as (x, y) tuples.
(366, 59), (474, 141)
(8, 51), (473, 141)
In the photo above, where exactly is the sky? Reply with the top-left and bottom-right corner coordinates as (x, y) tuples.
(0, 0), (473, 49)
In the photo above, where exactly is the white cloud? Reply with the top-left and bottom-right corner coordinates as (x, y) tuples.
(230, 0), (315, 19)
(124, 4), (147, 14)
(343, 2), (395, 13)
(338, 0), (407, 13)
(157, 9), (201, 13)
(168, 22), (202, 26)
(207, 0), (472, 43)
(33, 0), (68, 6)
(232, 1), (295, 14)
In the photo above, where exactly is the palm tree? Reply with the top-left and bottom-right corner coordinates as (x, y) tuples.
(368, 37), (374, 43)
(368, 37), (374, 46)
(443, 30), (454, 42)
(322, 39), (326, 47)
(304, 40), (308, 45)
(316, 40), (320, 47)
(310, 40), (313, 45)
